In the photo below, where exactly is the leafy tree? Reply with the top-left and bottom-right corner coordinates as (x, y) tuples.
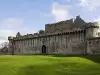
(38, 30), (45, 34)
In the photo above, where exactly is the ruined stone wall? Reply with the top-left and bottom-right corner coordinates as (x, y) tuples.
(45, 19), (73, 34)
(45, 31), (86, 55)
(8, 15), (100, 55)
(87, 38), (100, 55)
(8, 41), (14, 54)
(13, 37), (43, 54)
(11, 30), (86, 55)
(70, 32), (86, 55)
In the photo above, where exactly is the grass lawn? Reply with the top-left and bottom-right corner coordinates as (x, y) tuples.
(0, 55), (100, 75)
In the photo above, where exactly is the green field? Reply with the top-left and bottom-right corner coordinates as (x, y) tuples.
(0, 55), (100, 75)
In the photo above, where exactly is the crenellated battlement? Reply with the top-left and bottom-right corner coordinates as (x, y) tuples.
(85, 22), (99, 29)
(10, 29), (86, 41)
(8, 16), (100, 41)
(45, 16), (86, 34)
(9, 16), (100, 40)
(8, 36), (14, 40)
(7, 16), (100, 55)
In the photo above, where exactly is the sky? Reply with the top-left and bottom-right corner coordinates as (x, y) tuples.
(0, 0), (100, 44)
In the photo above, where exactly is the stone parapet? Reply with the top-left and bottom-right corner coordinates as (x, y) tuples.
(9, 29), (86, 41)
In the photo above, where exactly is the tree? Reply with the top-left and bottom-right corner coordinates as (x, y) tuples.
(38, 30), (45, 34)
(0, 42), (9, 48)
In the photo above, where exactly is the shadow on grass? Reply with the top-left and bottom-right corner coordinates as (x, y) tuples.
(52, 54), (100, 63)
(81, 56), (100, 63)
(17, 63), (68, 75)
(17, 62), (100, 75)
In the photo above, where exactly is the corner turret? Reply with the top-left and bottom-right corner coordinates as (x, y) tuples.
(86, 22), (99, 38)
(8, 36), (14, 40)
(16, 32), (21, 37)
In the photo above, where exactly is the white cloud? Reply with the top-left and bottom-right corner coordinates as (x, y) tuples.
(0, 30), (17, 46)
(64, 0), (71, 2)
(0, 40), (9, 48)
(2, 18), (23, 26)
(0, 18), (24, 29)
(0, 18), (33, 45)
(60, 0), (71, 3)
(94, 18), (100, 32)
(79, 0), (100, 11)
(51, 2), (71, 22)
(0, 18), (24, 45)
(18, 28), (35, 35)
(0, 29), (35, 46)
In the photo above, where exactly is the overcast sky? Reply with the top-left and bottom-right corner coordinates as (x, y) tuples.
(0, 0), (100, 44)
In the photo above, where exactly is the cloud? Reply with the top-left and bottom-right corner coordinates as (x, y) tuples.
(0, 17), (36, 45)
(18, 28), (35, 35)
(0, 30), (17, 45)
(94, 17), (100, 32)
(51, 2), (71, 22)
(0, 18), (24, 29)
(79, 0), (100, 11)
(64, 0), (71, 2)
(0, 29), (35, 46)
(0, 18), (24, 45)
(0, 40), (9, 48)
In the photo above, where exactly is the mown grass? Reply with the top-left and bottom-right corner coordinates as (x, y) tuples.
(0, 55), (100, 75)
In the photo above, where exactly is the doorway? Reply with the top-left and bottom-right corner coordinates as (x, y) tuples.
(42, 45), (46, 54)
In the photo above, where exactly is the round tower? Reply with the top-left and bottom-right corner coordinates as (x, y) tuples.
(86, 22), (99, 38)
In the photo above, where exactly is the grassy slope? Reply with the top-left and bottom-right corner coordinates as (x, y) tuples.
(0, 55), (100, 75)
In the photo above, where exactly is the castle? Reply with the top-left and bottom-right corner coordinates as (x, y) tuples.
(8, 16), (100, 55)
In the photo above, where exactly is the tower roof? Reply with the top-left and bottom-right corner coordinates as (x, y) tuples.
(16, 32), (21, 37)
(74, 15), (86, 26)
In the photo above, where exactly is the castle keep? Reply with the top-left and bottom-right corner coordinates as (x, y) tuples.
(8, 16), (100, 55)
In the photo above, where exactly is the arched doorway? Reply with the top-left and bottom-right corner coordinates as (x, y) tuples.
(42, 45), (46, 54)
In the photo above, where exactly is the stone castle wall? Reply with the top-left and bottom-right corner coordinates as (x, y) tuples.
(87, 37), (100, 55)
(9, 30), (86, 55)
(45, 19), (74, 33)
(8, 16), (100, 55)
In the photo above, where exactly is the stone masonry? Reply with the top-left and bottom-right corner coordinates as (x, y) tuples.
(8, 16), (100, 55)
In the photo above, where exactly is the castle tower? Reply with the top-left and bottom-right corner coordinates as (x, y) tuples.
(86, 22), (99, 38)
(8, 36), (14, 54)
(16, 32), (21, 37)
